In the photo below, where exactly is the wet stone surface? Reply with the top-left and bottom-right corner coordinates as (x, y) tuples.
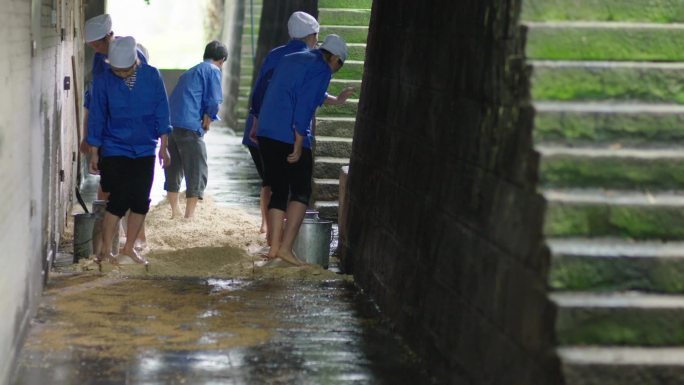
(13, 277), (430, 385)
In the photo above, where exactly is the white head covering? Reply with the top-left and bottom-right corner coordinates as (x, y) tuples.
(287, 11), (319, 39)
(84, 14), (112, 43)
(320, 34), (348, 63)
(109, 36), (137, 68)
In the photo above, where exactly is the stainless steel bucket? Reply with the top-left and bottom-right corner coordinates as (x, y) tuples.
(91, 200), (120, 256)
(73, 213), (96, 263)
(293, 210), (333, 268)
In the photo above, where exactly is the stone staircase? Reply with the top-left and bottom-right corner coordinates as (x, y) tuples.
(523, 1), (684, 384)
(314, 0), (371, 220)
(236, 0), (262, 130)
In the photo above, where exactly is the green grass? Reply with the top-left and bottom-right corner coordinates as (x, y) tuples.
(319, 9), (371, 26)
(527, 25), (684, 61)
(318, 0), (372, 9)
(523, 0), (684, 23)
(532, 65), (684, 103)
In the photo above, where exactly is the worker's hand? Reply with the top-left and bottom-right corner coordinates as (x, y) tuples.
(202, 114), (212, 132)
(159, 146), (171, 168)
(336, 87), (355, 103)
(287, 145), (302, 164)
(79, 139), (91, 154)
(88, 152), (99, 175)
(249, 116), (258, 144)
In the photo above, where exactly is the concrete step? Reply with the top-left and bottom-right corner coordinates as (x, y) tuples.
(548, 238), (684, 293)
(531, 60), (684, 104)
(318, 99), (358, 118)
(315, 136), (353, 158)
(319, 8), (371, 26)
(314, 200), (339, 220)
(559, 346), (684, 385)
(313, 178), (340, 201)
(314, 157), (349, 179)
(552, 292), (684, 345)
(319, 25), (369, 44)
(538, 146), (684, 190)
(544, 189), (684, 239)
(534, 102), (684, 147)
(318, 0), (372, 9)
(525, 21), (684, 61)
(335, 60), (364, 81)
(522, 0), (684, 23)
(315, 117), (356, 138)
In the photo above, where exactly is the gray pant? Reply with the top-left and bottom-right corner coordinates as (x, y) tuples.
(164, 128), (208, 199)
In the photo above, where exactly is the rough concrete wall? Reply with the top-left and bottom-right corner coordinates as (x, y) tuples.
(341, 0), (560, 383)
(0, 0), (82, 383)
(252, 0), (317, 83)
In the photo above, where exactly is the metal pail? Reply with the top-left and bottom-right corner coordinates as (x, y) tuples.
(293, 210), (333, 268)
(92, 200), (120, 255)
(73, 213), (96, 263)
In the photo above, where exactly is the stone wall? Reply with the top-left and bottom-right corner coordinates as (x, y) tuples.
(341, 0), (560, 383)
(0, 0), (83, 383)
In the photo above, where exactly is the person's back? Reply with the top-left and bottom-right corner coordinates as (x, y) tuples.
(169, 60), (223, 136)
(257, 49), (331, 149)
(164, 40), (227, 219)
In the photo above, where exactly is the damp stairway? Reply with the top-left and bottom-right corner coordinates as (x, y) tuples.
(314, 0), (371, 219)
(523, 1), (684, 384)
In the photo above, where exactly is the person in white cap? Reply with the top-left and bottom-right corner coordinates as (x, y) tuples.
(256, 34), (349, 265)
(164, 41), (227, 219)
(86, 36), (172, 269)
(243, 11), (353, 242)
(82, 14), (151, 251)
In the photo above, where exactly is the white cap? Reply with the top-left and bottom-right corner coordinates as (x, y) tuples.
(84, 14), (112, 43)
(287, 11), (319, 39)
(320, 34), (348, 63)
(109, 36), (137, 68)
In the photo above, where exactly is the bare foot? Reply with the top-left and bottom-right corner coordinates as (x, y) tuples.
(95, 252), (118, 272)
(276, 249), (306, 266)
(120, 247), (149, 266)
(134, 240), (147, 252)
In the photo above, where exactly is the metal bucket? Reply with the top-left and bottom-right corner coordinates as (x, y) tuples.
(92, 200), (120, 256)
(73, 213), (96, 263)
(293, 210), (333, 268)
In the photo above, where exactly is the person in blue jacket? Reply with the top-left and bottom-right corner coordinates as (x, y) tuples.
(87, 37), (172, 268)
(82, 14), (151, 251)
(246, 12), (354, 241)
(257, 34), (349, 265)
(164, 40), (227, 219)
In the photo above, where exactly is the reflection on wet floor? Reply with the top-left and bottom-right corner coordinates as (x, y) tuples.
(13, 279), (430, 385)
(14, 127), (430, 384)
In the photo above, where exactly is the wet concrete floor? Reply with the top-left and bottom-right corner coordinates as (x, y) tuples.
(13, 277), (429, 385)
(13, 128), (430, 384)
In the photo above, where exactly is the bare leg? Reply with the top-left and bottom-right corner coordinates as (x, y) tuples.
(97, 212), (120, 266)
(135, 222), (147, 251)
(185, 197), (199, 219)
(97, 188), (109, 201)
(260, 186), (270, 234)
(266, 208), (286, 259)
(168, 192), (181, 218)
(120, 212), (148, 265)
(276, 201), (307, 266)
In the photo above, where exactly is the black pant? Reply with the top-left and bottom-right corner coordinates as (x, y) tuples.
(258, 136), (312, 211)
(99, 156), (155, 217)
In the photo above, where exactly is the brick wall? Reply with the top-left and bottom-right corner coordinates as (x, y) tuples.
(341, 0), (560, 383)
(0, 0), (82, 383)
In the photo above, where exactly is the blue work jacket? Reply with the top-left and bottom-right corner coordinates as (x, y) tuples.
(87, 62), (172, 158)
(243, 39), (309, 147)
(168, 60), (223, 137)
(257, 49), (332, 149)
